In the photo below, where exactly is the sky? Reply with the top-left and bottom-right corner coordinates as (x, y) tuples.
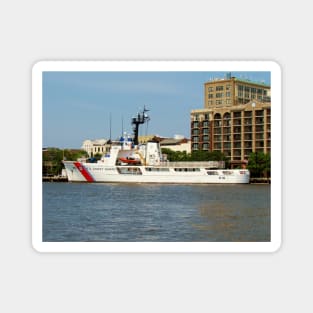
(43, 71), (271, 148)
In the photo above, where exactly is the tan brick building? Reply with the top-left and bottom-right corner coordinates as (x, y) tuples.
(191, 75), (271, 167)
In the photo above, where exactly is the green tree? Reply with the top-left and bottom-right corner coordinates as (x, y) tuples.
(161, 148), (190, 161)
(247, 152), (271, 178)
(43, 148), (88, 176)
(190, 150), (210, 161)
(161, 148), (229, 166)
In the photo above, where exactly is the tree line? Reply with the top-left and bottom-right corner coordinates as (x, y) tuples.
(42, 148), (88, 176)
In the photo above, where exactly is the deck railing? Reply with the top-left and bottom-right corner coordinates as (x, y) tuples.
(159, 161), (225, 169)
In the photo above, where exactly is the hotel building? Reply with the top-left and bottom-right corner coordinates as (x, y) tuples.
(190, 75), (271, 167)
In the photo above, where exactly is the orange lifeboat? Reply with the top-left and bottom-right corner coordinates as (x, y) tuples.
(119, 157), (141, 165)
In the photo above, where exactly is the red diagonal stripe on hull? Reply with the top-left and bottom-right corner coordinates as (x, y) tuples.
(73, 162), (94, 182)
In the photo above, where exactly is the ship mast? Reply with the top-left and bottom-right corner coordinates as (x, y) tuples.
(131, 106), (150, 145)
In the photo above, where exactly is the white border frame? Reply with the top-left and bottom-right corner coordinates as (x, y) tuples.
(32, 60), (281, 253)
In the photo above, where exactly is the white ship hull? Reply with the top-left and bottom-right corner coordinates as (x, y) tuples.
(63, 161), (250, 184)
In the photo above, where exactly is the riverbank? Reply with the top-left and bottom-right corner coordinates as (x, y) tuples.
(43, 176), (68, 182)
(42, 176), (270, 184)
(250, 177), (271, 184)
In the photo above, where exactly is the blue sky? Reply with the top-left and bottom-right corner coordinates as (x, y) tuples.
(43, 71), (270, 148)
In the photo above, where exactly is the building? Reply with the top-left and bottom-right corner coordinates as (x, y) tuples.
(81, 139), (109, 157)
(139, 135), (191, 153)
(138, 134), (156, 144)
(159, 137), (191, 154)
(191, 75), (271, 167)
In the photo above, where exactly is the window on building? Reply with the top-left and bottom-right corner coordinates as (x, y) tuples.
(233, 111), (241, 118)
(192, 143), (199, 150)
(216, 86), (224, 91)
(214, 113), (222, 120)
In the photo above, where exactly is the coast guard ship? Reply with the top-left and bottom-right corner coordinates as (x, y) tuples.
(63, 108), (250, 184)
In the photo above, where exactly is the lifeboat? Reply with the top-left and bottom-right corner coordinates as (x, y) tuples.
(119, 157), (141, 165)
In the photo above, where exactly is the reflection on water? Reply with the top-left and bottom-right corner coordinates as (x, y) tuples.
(43, 183), (270, 242)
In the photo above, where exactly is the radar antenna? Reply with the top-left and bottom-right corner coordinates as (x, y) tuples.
(131, 106), (150, 145)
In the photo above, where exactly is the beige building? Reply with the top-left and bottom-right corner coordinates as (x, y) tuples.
(138, 135), (156, 144)
(139, 135), (191, 153)
(191, 75), (271, 166)
(160, 137), (191, 154)
(81, 139), (109, 157)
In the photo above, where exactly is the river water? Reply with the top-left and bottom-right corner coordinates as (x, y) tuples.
(43, 182), (270, 242)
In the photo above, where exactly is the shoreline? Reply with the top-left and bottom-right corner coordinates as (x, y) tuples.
(42, 177), (271, 184)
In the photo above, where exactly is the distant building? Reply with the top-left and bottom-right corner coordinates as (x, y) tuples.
(138, 135), (156, 144)
(159, 137), (191, 153)
(81, 139), (109, 157)
(191, 75), (271, 167)
(139, 135), (191, 153)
